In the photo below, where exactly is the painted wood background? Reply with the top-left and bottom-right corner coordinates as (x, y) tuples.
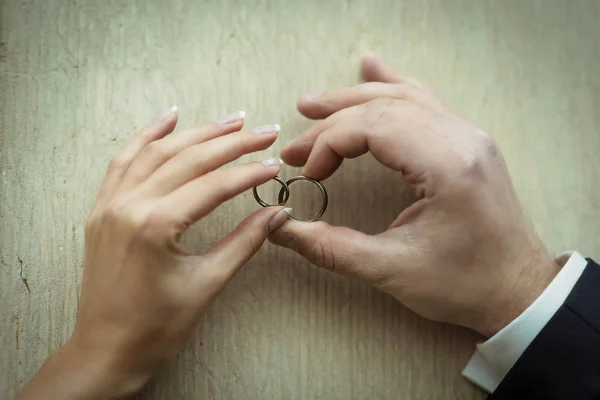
(1, 0), (599, 398)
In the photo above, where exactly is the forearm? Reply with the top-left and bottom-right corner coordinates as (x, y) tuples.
(14, 342), (141, 400)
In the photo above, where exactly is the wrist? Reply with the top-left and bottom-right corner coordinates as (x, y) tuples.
(62, 338), (153, 398)
(15, 340), (149, 400)
(477, 252), (561, 338)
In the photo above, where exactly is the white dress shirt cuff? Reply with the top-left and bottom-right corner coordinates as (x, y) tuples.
(461, 251), (588, 393)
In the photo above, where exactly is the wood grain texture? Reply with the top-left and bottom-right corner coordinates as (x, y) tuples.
(1, 0), (599, 399)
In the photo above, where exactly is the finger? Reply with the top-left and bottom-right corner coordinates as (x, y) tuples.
(96, 107), (178, 203)
(361, 52), (402, 83)
(282, 105), (358, 167)
(297, 82), (408, 120)
(118, 111), (246, 192)
(295, 53), (415, 123)
(290, 99), (450, 190)
(289, 78), (440, 166)
(299, 115), (369, 180)
(143, 124), (280, 196)
(301, 100), (433, 182)
(197, 206), (285, 288)
(158, 158), (283, 228)
(268, 219), (391, 283)
(362, 52), (427, 88)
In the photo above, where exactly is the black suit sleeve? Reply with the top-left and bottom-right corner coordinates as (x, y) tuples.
(489, 259), (600, 400)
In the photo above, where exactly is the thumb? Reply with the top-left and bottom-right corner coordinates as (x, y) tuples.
(268, 214), (388, 281)
(199, 206), (284, 285)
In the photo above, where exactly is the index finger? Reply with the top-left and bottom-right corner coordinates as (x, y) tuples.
(297, 82), (415, 120)
(286, 98), (459, 192)
(282, 97), (409, 170)
(97, 108), (178, 204)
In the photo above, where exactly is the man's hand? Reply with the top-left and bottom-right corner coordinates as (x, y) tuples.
(16, 109), (288, 399)
(270, 54), (561, 338)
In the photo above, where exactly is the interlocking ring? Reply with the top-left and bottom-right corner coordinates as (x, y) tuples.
(252, 176), (290, 207)
(252, 176), (328, 222)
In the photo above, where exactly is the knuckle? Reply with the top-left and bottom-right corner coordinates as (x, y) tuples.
(394, 83), (434, 106)
(455, 151), (486, 185)
(199, 120), (221, 132)
(460, 152), (484, 177)
(475, 130), (500, 160)
(361, 97), (403, 128)
(104, 199), (148, 231)
(456, 131), (499, 183)
(184, 146), (206, 173)
(210, 179), (233, 204)
(366, 96), (396, 112)
(85, 210), (101, 237)
(404, 76), (425, 88)
(139, 124), (158, 137)
(141, 140), (168, 160)
(108, 154), (128, 170)
(392, 83), (415, 100)
(87, 197), (180, 247)
(355, 81), (383, 92)
(224, 135), (252, 160)
(237, 136), (255, 155)
(308, 224), (336, 270)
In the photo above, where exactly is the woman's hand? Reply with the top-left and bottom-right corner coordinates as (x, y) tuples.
(17, 109), (288, 399)
(269, 54), (561, 338)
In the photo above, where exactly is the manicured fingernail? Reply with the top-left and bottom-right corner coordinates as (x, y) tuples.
(215, 110), (245, 124)
(268, 208), (293, 232)
(304, 92), (323, 100)
(158, 105), (177, 122)
(262, 158), (283, 167)
(253, 124), (280, 135)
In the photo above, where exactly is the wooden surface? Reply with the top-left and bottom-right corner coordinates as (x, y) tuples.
(1, 0), (599, 398)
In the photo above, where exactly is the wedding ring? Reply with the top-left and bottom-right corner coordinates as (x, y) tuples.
(277, 176), (328, 222)
(253, 175), (328, 222)
(252, 176), (290, 207)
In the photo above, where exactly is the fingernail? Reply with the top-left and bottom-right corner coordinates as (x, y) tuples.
(268, 208), (293, 232)
(215, 110), (245, 124)
(252, 124), (280, 135)
(158, 105), (177, 122)
(304, 92), (323, 100)
(262, 157), (284, 167)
